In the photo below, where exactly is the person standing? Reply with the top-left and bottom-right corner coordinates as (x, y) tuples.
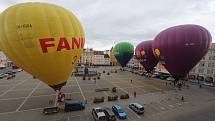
(134, 92), (136, 98)
(94, 78), (97, 84)
(181, 96), (184, 101)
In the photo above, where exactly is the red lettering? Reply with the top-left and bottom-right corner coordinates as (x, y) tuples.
(57, 37), (71, 51)
(39, 37), (85, 53)
(39, 38), (55, 53)
(72, 37), (80, 49)
(80, 37), (85, 48)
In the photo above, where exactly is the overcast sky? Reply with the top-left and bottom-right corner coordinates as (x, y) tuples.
(1, 0), (215, 50)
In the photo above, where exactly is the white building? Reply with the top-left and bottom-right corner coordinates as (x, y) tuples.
(189, 43), (215, 83)
(78, 49), (111, 66)
(93, 51), (105, 65)
(127, 56), (143, 69)
(0, 51), (9, 68)
(78, 48), (94, 65)
(104, 54), (110, 65)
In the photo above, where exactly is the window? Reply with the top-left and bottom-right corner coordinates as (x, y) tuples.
(198, 68), (204, 73)
(208, 62), (211, 67)
(207, 69), (210, 74)
(213, 69), (215, 73)
(208, 62), (214, 67)
(206, 69), (213, 75)
(199, 62), (205, 67)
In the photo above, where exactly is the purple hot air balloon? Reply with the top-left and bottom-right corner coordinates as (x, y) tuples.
(135, 40), (158, 73)
(152, 24), (212, 81)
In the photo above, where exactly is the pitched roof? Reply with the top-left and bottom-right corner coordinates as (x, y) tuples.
(94, 51), (104, 55)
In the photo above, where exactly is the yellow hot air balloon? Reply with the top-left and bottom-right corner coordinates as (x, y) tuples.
(0, 3), (85, 91)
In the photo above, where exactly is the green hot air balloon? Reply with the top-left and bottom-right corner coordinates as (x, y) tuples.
(113, 42), (134, 67)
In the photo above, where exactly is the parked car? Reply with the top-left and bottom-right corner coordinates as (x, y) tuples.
(6, 72), (14, 75)
(202, 82), (214, 87)
(134, 71), (139, 74)
(10, 71), (16, 74)
(16, 69), (23, 72)
(129, 103), (144, 114)
(104, 108), (116, 121)
(43, 107), (60, 115)
(92, 107), (107, 121)
(138, 72), (144, 76)
(128, 69), (133, 72)
(112, 104), (126, 119)
(151, 73), (161, 78)
(159, 75), (170, 80)
(0, 74), (5, 79)
(190, 80), (199, 83)
(166, 77), (175, 82)
(64, 100), (85, 112)
(7, 74), (14, 80)
(12, 70), (18, 73)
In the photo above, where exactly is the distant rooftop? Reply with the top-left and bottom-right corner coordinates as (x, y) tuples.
(94, 51), (104, 55)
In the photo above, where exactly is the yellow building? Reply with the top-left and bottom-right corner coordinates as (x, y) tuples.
(110, 47), (117, 66)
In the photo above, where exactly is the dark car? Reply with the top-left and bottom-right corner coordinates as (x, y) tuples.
(104, 108), (116, 121)
(159, 75), (170, 80)
(152, 74), (161, 78)
(43, 107), (60, 115)
(7, 74), (15, 80)
(64, 100), (85, 112)
(0, 74), (5, 79)
(129, 103), (144, 114)
(5, 72), (14, 75)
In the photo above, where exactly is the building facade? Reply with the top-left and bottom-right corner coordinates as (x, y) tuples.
(0, 51), (7, 68)
(110, 47), (117, 66)
(77, 48), (113, 66)
(104, 54), (110, 65)
(189, 43), (215, 83)
(0, 51), (12, 68)
(78, 48), (94, 66)
(93, 51), (105, 65)
(127, 56), (143, 69)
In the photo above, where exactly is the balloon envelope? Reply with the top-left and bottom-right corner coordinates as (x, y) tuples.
(0, 3), (85, 90)
(113, 42), (134, 67)
(152, 24), (211, 79)
(135, 40), (158, 73)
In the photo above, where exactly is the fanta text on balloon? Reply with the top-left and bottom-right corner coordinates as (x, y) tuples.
(39, 37), (85, 53)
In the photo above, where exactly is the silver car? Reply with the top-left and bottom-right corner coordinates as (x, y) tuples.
(92, 107), (107, 121)
(129, 103), (144, 114)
